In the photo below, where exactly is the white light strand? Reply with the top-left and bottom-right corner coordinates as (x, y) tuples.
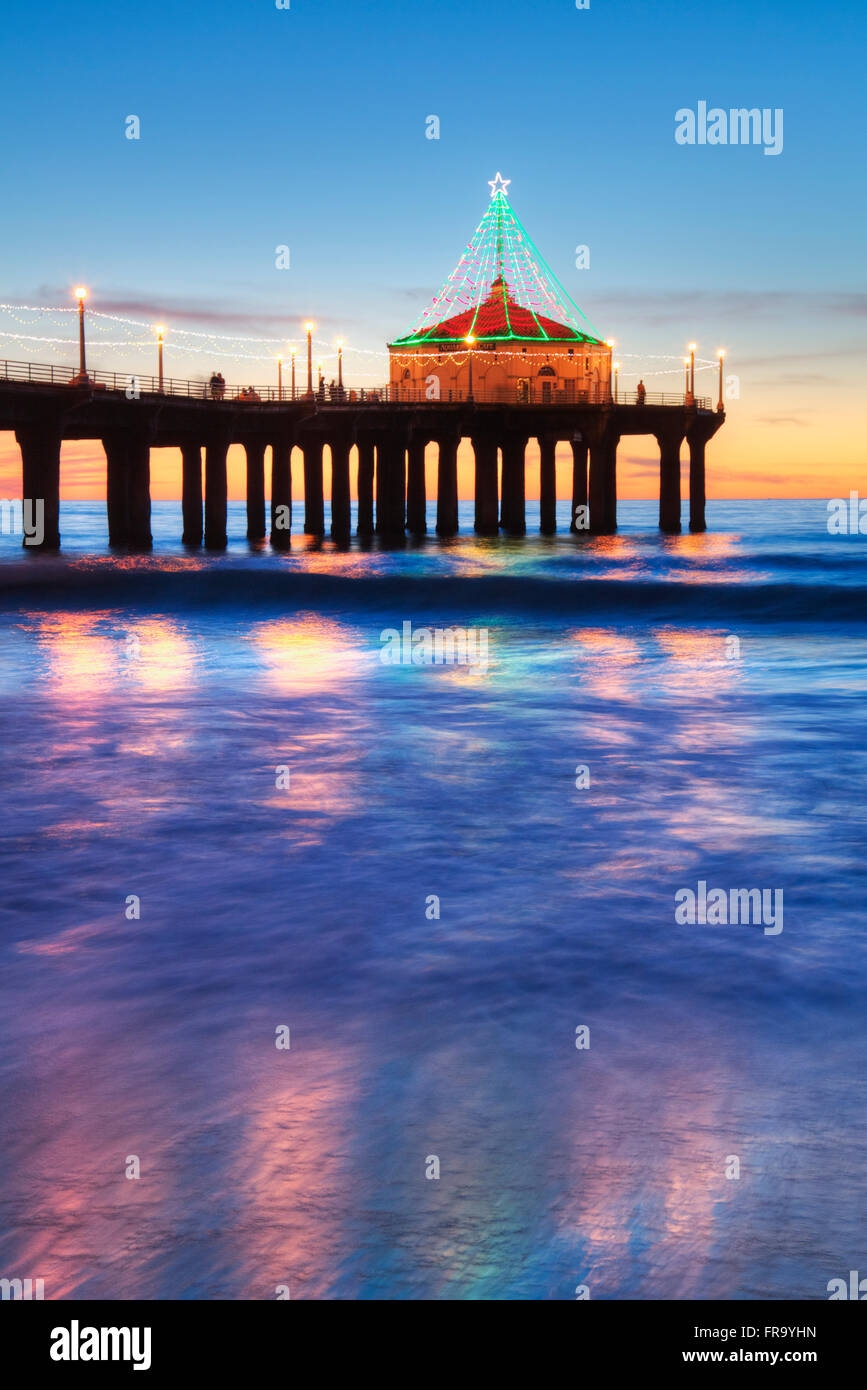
(0, 302), (722, 378)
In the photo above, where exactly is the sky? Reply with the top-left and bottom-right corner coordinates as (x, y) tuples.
(1, 0), (865, 501)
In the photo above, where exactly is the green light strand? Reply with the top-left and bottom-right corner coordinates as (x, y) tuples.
(493, 196), (515, 338)
(500, 201), (549, 340)
(467, 202), (499, 340)
(509, 200), (602, 341)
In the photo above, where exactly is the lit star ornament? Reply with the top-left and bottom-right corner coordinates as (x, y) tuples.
(488, 172), (511, 198)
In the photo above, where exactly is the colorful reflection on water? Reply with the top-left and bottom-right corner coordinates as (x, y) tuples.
(0, 505), (865, 1299)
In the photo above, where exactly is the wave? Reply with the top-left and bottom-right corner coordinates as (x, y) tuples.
(1, 561), (864, 623)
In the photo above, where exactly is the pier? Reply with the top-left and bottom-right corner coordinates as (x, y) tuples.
(0, 359), (724, 550)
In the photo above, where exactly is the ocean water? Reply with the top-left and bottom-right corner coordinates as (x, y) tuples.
(0, 498), (865, 1300)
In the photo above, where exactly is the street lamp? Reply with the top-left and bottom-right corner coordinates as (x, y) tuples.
(336, 339), (344, 393)
(683, 357), (690, 398)
(277, 353), (283, 401)
(613, 360), (620, 403)
(716, 349), (726, 412)
(688, 342), (696, 401)
(74, 286), (88, 382)
(465, 334), (475, 399)
(606, 339), (615, 402)
(290, 346), (297, 399)
(303, 321), (315, 396)
(155, 324), (166, 392)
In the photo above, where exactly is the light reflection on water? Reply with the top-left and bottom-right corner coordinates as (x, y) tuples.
(1, 514), (866, 1300)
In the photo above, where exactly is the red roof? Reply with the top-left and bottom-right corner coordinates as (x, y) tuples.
(390, 277), (602, 347)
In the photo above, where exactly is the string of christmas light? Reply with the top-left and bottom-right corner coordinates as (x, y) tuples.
(0, 303), (387, 360)
(393, 186), (603, 345)
(385, 354), (724, 381)
(0, 303), (720, 379)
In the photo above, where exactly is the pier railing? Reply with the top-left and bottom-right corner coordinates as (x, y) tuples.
(0, 359), (711, 410)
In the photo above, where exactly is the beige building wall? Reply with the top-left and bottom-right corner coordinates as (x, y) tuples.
(388, 340), (612, 401)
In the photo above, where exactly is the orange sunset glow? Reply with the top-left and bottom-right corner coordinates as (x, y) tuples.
(1, 396), (861, 508)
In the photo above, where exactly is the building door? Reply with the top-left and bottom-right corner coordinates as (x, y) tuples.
(538, 365), (556, 403)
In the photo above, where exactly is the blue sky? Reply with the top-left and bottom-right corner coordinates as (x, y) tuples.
(1, 0), (864, 492)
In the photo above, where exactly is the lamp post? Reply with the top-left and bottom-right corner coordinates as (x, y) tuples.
(277, 354), (283, 401)
(317, 360), (323, 394)
(683, 357), (690, 399)
(304, 321), (315, 396)
(155, 324), (166, 392)
(465, 334), (475, 399)
(606, 338), (615, 402)
(290, 347), (297, 399)
(74, 286), (88, 382)
(613, 360), (620, 404)
(687, 342), (696, 402)
(336, 339), (344, 394)
(716, 349), (726, 412)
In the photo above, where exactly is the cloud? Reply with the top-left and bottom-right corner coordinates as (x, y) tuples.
(756, 415), (810, 427)
(752, 372), (834, 386)
(22, 286), (350, 334)
(619, 454), (662, 473)
(585, 288), (867, 328)
(393, 287), (438, 301)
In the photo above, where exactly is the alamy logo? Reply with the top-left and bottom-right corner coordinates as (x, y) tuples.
(380, 621), (489, 672)
(675, 880), (783, 935)
(0, 498), (44, 546)
(827, 492), (867, 535)
(50, 1320), (152, 1371)
(675, 102), (783, 156)
(0, 1276), (44, 1299)
(827, 1271), (867, 1299)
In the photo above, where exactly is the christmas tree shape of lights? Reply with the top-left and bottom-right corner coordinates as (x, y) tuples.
(390, 174), (603, 347)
